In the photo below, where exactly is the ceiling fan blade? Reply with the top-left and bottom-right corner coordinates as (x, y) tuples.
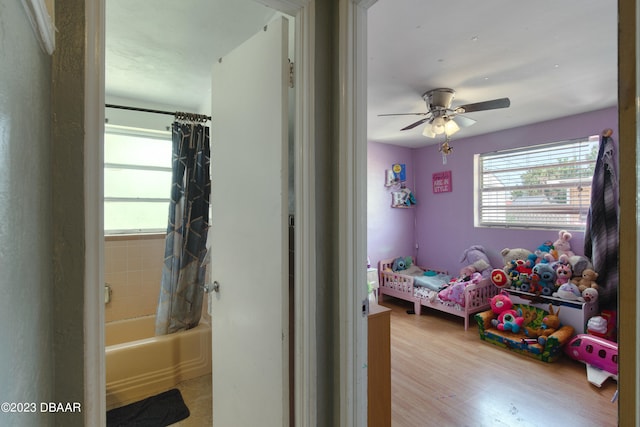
(378, 112), (428, 117)
(451, 115), (476, 128)
(456, 97), (510, 113)
(400, 117), (429, 131)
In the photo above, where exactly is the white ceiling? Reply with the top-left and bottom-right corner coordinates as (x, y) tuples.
(105, 0), (617, 148)
(105, 0), (277, 112)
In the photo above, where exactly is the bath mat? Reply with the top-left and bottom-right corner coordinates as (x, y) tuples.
(106, 388), (189, 427)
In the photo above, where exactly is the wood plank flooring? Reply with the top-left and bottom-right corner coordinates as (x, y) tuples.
(382, 297), (618, 427)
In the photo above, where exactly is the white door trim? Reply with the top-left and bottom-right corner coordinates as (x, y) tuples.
(288, 3), (318, 425)
(84, 0), (378, 425)
(337, 1), (374, 425)
(84, 0), (106, 425)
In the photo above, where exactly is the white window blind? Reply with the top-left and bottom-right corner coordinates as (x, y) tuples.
(104, 125), (172, 234)
(475, 135), (599, 230)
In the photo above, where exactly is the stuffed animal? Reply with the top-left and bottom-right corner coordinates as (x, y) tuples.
(553, 282), (584, 302)
(490, 248), (533, 289)
(572, 268), (599, 292)
(525, 304), (561, 345)
(554, 262), (573, 287)
(567, 255), (593, 278)
(522, 270), (542, 294)
(490, 268), (511, 288)
(534, 240), (557, 264)
(531, 263), (557, 296)
(459, 245), (493, 279)
(489, 292), (517, 328)
(500, 247), (533, 269)
(495, 309), (525, 333)
(489, 292), (514, 315)
(553, 230), (575, 258)
(488, 294), (523, 332)
(391, 256), (411, 272)
(438, 272), (482, 307)
(582, 287), (599, 304)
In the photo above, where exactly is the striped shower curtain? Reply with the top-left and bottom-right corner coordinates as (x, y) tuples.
(583, 131), (618, 311)
(155, 122), (211, 335)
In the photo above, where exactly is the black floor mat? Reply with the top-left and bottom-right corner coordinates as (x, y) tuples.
(107, 388), (189, 427)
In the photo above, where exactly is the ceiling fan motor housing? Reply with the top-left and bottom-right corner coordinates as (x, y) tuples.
(423, 88), (456, 111)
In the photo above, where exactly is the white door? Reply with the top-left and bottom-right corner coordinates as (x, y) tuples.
(210, 17), (289, 426)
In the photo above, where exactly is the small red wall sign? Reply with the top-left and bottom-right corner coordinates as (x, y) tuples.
(432, 171), (452, 193)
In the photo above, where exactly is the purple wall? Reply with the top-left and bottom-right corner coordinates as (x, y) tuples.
(368, 107), (618, 275)
(367, 142), (417, 269)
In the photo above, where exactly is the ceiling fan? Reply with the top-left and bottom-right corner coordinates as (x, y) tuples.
(379, 88), (510, 138)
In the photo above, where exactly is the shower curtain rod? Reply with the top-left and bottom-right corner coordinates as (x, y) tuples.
(105, 103), (212, 121)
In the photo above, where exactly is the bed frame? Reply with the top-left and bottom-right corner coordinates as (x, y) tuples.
(377, 257), (499, 330)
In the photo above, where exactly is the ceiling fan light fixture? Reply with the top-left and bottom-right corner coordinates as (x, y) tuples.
(444, 118), (460, 136)
(422, 125), (436, 138)
(431, 116), (446, 134)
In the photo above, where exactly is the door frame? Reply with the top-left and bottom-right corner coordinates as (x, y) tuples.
(85, 0), (640, 426)
(84, 0), (374, 425)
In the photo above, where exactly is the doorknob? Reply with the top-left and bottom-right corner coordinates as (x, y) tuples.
(202, 281), (220, 293)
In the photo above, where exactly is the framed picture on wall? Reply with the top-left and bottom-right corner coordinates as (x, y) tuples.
(432, 171), (452, 193)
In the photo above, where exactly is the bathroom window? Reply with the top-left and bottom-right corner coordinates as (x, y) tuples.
(104, 125), (172, 234)
(474, 135), (599, 230)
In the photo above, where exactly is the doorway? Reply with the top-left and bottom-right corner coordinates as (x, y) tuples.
(94, 1), (368, 425)
(369, 1), (624, 426)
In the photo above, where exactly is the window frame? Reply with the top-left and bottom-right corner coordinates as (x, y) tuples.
(103, 124), (173, 235)
(474, 135), (599, 230)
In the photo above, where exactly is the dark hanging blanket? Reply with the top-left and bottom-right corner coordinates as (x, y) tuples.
(584, 133), (618, 310)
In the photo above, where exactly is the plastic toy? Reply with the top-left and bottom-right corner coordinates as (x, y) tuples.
(565, 334), (618, 387)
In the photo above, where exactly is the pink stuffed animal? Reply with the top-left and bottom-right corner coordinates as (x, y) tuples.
(496, 309), (525, 333)
(489, 292), (525, 332)
(489, 292), (521, 329)
(438, 272), (482, 307)
(554, 230), (575, 258)
(554, 262), (573, 287)
(489, 292), (513, 314)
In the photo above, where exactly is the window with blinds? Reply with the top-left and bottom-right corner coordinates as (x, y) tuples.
(475, 135), (599, 230)
(104, 125), (173, 234)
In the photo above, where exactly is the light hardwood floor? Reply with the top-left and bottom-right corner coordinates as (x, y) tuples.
(171, 298), (618, 426)
(382, 297), (618, 427)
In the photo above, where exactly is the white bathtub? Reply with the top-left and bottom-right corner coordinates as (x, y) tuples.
(105, 315), (211, 410)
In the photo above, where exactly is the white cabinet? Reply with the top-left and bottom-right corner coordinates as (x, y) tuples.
(505, 289), (599, 334)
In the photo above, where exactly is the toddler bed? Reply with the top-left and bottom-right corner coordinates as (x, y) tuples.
(377, 257), (499, 330)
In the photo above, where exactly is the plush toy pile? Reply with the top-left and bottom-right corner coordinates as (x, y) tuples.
(475, 292), (576, 362)
(489, 230), (599, 303)
(487, 292), (564, 345)
(458, 245), (493, 279)
(436, 246), (493, 307)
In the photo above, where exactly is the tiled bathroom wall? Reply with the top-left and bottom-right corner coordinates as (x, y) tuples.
(104, 234), (165, 322)
(104, 234), (211, 323)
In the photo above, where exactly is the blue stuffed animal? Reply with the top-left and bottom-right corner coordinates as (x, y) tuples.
(532, 263), (557, 296)
(392, 256), (411, 272)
